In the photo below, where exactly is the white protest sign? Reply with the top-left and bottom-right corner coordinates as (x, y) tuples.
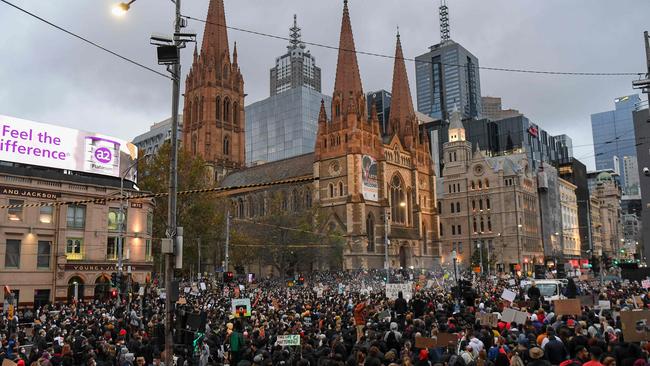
(386, 282), (413, 301)
(138, 287), (145, 296)
(597, 300), (611, 310)
(184, 287), (191, 293)
(501, 307), (527, 324)
(276, 335), (301, 346)
(643, 280), (650, 289)
(508, 279), (516, 286)
(200, 282), (207, 291)
(501, 289), (517, 303)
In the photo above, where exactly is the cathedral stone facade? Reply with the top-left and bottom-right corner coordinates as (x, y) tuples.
(188, 0), (440, 272)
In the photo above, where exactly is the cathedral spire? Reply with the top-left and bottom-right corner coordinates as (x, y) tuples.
(333, 0), (363, 105)
(388, 30), (415, 138)
(201, 0), (230, 61)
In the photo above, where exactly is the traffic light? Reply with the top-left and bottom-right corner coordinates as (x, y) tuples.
(223, 271), (234, 283)
(111, 272), (117, 286)
(111, 289), (118, 298)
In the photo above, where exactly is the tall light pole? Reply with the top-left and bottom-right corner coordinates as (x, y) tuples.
(451, 250), (459, 299)
(112, 2), (192, 363)
(383, 207), (390, 283)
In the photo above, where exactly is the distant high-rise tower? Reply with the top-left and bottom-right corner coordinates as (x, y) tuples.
(415, 1), (481, 120)
(270, 15), (322, 96)
(183, 0), (245, 182)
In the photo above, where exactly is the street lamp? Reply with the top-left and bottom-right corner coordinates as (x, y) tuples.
(111, 0), (135, 17)
(451, 250), (459, 300)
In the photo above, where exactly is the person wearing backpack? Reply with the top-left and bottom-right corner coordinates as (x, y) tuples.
(229, 321), (245, 366)
(383, 322), (402, 353)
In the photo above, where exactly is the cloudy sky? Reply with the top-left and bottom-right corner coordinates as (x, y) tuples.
(1, 0), (648, 170)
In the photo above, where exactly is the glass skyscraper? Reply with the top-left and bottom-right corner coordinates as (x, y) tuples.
(246, 87), (331, 164)
(415, 40), (482, 120)
(366, 90), (392, 135)
(590, 94), (641, 192)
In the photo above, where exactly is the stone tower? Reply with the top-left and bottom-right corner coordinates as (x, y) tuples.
(183, 0), (245, 182)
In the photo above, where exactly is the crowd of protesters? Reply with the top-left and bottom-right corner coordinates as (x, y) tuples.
(1, 268), (650, 366)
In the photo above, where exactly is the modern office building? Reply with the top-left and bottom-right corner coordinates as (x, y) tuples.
(623, 155), (641, 197)
(591, 94), (642, 192)
(245, 15), (330, 165)
(366, 90), (392, 135)
(559, 178), (581, 258)
(633, 107), (650, 262)
(246, 87), (331, 164)
(558, 158), (591, 257)
(0, 114), (153, 308)
(270, 15), (322, 96)
(132, 115), (183, 156)
(416, 40), (482, 120)
(481, 96), (521, 121)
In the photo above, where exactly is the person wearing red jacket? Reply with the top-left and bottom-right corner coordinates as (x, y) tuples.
(353, 297), (367, 343)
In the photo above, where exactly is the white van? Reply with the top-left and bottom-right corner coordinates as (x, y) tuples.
(520, 279), (565, 301)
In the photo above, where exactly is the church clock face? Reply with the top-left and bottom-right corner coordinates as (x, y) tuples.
(328, 161), (341, 176)
(474, 164), (484, 176)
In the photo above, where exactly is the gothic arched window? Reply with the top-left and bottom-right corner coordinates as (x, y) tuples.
(215, 97), (222, 121)
(223, 98), (231, 123)
(223, 135), (230, 156)
(233, 102), (239, 125)
(390, 175), (407, 224)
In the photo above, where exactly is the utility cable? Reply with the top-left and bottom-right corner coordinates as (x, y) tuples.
(183, 15), (644, 77)
(0, 0), (172, 80)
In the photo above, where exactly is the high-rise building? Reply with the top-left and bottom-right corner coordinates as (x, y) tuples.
(182, 0), (245, 183)
(132, 115), (183, 156)
(481, 96), (521, 121)
(245, 15), (330, 165)
(270, 15), (321, 96)
(623, 155), (641, 197)
(366, 90), (391, 135)
(559, 178), (581, 258)
(558, 158), (591, 257)
(633, 107), (650, 262)
(245, 88), (331, 164)
(416, 40), (481, 121)
(590, 94), (642, 191)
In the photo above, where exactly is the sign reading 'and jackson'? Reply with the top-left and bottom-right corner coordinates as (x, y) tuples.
(0, 185), (60, 200)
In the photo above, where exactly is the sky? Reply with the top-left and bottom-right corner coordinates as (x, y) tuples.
(1, 0), (648, 171)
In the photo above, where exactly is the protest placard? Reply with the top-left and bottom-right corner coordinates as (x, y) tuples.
(597, 300), (611, 310)
(642, 280), (650, 289)
(620, 310), (650, 342)
(231, 298), (252, 317)
(200, 282), (207, 291)
(578, 295), (594, 307)
(276, 335), (301, 346)
(3, 359), (17, 366)
(414, 333), (457, 348)
(477, 312), (499, 328)
(501, 289), (517, 303)
(386, 282), (413, 301)
(554, 299), (582, 316)
(501, 308), (528, 324)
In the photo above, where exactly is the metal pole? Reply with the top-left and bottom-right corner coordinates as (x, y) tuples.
(478, 241), (483, 274)
(164, 0), (182, 363)
(197, 237), (201, 280)
(486, 241), (491, 276)
(118, 175), (125, 304)
(225, 209), (230, 272)
(384, 207), (390, 283)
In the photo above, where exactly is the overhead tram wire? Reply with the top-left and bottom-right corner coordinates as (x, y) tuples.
(0, 0), (172, 80)
(182, 15), (644, 78)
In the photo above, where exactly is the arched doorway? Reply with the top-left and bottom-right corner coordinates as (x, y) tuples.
(94, 274), (111, 301)
(67, 276), (84, 303)
(399, 246), (408, 269)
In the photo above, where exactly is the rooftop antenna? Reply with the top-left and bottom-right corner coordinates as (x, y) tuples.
(289, 14), (303, 50)
(439, 0), (450, 42)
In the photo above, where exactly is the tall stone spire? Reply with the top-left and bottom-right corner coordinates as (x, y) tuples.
(201, 0), (230, 60)
(388, 30), (415, 138)
(333, 0), (363, 107)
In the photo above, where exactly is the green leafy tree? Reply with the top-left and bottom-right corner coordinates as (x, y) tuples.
(137, 142), (224, 274)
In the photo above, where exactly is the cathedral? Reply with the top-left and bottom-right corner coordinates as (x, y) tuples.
(185, 0), (440, 272)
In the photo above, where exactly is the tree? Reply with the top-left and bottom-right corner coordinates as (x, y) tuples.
(231, 189), (344, 278)
(137, 142), (225, 274)
(470, 241), (496, 274)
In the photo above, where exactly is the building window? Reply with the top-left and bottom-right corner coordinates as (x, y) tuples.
(67, 205), (86, 229)
(488, 217), (492, 232)
(478, 180), (483, 189)
(485, 179), (490, 188)
(106, 237), (122, 261)
(479, 200), (483, 210)
(281, 193), (288, 211)
(338, 182), (344, 197)
(329, 183), (334, 198)
(292, 189), (301, 211)
(390, 175), (407, 224)
(473, 217), (477, 233)
(4, 239), (20, 268)
(223, 135), (230, 155)
(147, 213), (153, 235)
(224, 98), (231, 122)
(66, 238), (83, 260)
(457, 241), (463, 254)
(452, 225), (456, 235)
(457, 225), (461, 235)
(471, 181), (475, 190)
(8, 199), (23, 222)
(480, 217), (485, 233)
(39, 205), (53, 224)
(335, 101), (341, 117)
(233, 103), (239, 125)
(37, 241), (51, 269)
(438, 201), (442, 214)
(305, 190), (312, 208)
(422, 223), (428, 255)
(145, 239), (153, 262)
(453, 152), (457, 161)
(107, 207), (125, 231)
(366, 214), (375, 252)
(237, 198), (245, 218)
(450, 203), (455, 213)
(456, 202), (460, 212)
(439, 222), (443, 237)
(486, 198), (491, 210)
(215, 97), (222, 121)
(472, 200), (476, 211)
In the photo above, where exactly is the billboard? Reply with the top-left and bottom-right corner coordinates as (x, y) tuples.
(361, 155), (378, 201)
(0, 114), (137, 181)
